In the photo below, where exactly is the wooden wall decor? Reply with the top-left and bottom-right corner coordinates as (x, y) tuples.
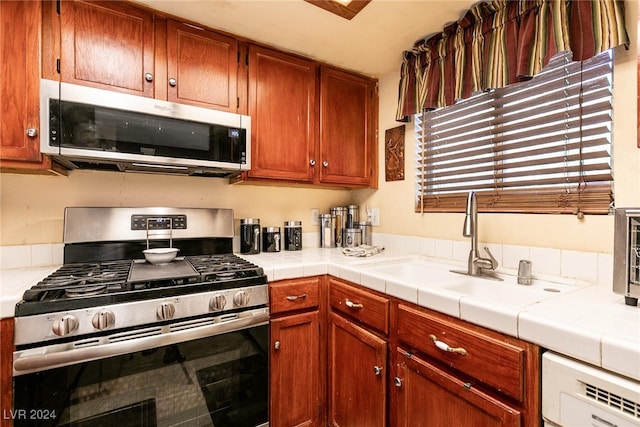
(384, 125), (405, 181)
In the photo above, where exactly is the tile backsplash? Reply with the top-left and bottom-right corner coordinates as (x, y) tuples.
(1, 233), (613, 286)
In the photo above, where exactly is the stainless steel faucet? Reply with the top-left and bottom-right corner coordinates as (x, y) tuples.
(453, 191), (501, 280)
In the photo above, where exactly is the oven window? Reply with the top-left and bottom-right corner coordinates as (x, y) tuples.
(13, 325), (268, 427)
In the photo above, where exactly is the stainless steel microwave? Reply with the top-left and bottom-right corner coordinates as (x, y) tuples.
(613, 208), (640, 306)
(40, 79), (251, 177)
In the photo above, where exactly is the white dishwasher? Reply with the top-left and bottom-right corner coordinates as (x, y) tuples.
(543, 352), (640, 427)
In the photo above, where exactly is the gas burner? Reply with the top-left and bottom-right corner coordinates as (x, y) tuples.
(65, 284), (108, 298)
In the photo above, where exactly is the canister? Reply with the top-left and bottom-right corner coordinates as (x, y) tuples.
(330, 206), (347, 247)
(240, 218), (260, 254)
(284, 221), (302, 251)
(320, 213), (336, 248)
(346, 204), (359, 229)
(262, 227), (281, 252)
(358, 221), (372, 246)
(344, 228), (362, 248)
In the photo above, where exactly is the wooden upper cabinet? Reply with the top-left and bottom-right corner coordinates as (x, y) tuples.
(60, 0), (155, 97)
(58, 1), (239, 112)
(0, 0), (56, 172)
(166, 20), (238, 111)
(247, 45), (317, 182)
(319, 66), (376, 187)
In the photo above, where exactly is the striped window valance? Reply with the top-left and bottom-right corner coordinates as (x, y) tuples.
(396, 0), (628, 121)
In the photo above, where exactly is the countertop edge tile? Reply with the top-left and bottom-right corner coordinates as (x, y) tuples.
(459, 297), (520, 337)
(601, 333), (640, 380)
(518, 311), (602, 367)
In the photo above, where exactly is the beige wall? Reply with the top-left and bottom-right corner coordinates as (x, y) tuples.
(1, 2), (638, 252)
(353, 1), (639, 254)
(0, 172), (352, 245)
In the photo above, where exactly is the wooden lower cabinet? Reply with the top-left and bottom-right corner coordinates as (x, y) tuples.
(394, 347), (520, 427)
(391, 301), (540, 427)
(270, 276), (541, 427)
(269, 276), (324, 427)
(328, 312), (387, 427)
(270, 311), (321, 427)
(0, 318), (14, 427)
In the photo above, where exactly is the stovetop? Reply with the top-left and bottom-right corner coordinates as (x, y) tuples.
(15, 254), (266, 317)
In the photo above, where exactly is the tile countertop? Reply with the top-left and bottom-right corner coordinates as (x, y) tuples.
(1, 247), (638, 382)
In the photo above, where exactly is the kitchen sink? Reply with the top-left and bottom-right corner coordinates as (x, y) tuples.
(367, 259), (456, 284)
(367, 258), (577, 307)
(438, 277), (571, 306)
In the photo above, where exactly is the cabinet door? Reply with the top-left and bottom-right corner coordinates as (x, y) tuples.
(270, 311), (321, 427)
(60, 0), (155, 96)
(166, 20), (238, 111)
(0, 318), (14, 427)
(247, 46), (317, 182)
(319, 67), (376, 187)
(0, 0), (46, 165)
(329, 312), (386, 427)
(394, 348), (520, 427)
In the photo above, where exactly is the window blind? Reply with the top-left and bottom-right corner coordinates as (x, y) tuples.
(415, 51), (613, 215)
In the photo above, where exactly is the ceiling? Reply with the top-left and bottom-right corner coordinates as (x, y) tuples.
(132, 0), (479, 77)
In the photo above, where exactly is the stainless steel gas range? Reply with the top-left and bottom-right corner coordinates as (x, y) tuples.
(12, 207), (269, 427)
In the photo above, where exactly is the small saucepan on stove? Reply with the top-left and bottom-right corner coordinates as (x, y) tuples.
(143, 247), (179, 264)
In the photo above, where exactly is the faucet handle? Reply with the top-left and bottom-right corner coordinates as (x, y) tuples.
(482, 246), (498, 270)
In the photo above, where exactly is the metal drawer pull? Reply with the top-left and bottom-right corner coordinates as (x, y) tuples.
(286, 294), (307, 301)
(345, 299), (363, 309)
(394, 377), (403, 387)
(373, 365), (383, 376)
(429, 334), (467, 356)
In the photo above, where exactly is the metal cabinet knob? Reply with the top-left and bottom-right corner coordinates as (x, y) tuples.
(394, 377), (403, 387)
(145, 73), (153, 82)
(322, 161), (329, 167)
(310, 159), (316, 166)
(373, 365), (383, 376)
(274, 341), (280, 350)
(26, 128), (37, 137)
(169, 78), (177, 87)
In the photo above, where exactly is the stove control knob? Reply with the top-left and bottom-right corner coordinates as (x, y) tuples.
(92, 310), (115, 330)
(52, 314), (79, 337)
(233, 290), (250, 307)
(157, 302), (176, 320)
(209, 294), (227, 311)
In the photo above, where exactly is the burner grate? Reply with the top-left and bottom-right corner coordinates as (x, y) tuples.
(187, 255), (264, 282)
(22, 261), (131, 302)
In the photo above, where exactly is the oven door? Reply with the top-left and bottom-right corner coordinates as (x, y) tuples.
(13, 311), (269, 427)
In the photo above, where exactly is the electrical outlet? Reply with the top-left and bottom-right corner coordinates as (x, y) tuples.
(310, 208), (320, 226)
(367, 208), (380, 226)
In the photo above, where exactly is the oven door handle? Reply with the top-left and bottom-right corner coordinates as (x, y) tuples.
(14, 308), (269, 376)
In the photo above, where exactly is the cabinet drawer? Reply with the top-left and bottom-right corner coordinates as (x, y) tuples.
(396, 303), (526, 402)
(269, 277), (320, 315)
(329, 278), (389, 335)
